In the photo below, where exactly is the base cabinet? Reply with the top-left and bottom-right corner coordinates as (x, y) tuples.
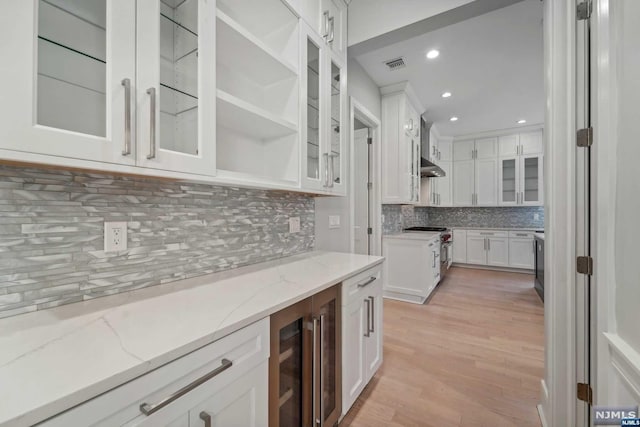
(453, 229), (536, 271)
(341, 265), (383, 415)
(269, 285), (341, 427)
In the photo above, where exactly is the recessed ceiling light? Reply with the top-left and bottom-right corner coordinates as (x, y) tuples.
(517, 119), (527, 124)
(450, 116), (458, 122)
(426, 50), (440, 59)
(442, 92), (452, 98)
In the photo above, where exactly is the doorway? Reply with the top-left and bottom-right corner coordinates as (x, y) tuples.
(350, 98), (381, 256)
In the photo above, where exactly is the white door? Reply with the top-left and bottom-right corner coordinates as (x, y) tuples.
(189, 365), (268, 427)
(364, 290), (383, 382)
(322, 0), (347, 60)
(0, 1), (136, 165)
(342, 298), (366, 411)
(327, 52), (347, 194)
(466, 236), (487, 265)
(520, 154), (543, 206)
(453, 160), (474, 206)
(519, 130), (543, 155)
(509, 238), (534, 269)
(301, 22), (327, 191)
(486, 237), (509, 267)
(452, 230), (467, 263)
(474, 137), (498, 159)
(475, 157), (498, 206)
(499, 156), (520, 206)
(438, 161), (452, 206)
(498, 134), (519, 157)
(136, 0), (216, 176)
(453, 140), (474, 161)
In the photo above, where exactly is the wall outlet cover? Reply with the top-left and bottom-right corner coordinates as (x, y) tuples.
(289, 217), (301, 233)
(328, 215), (341, 229)
(104, 222), (127, 253)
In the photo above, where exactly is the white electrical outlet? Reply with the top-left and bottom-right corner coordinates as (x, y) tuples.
(289, 217), (301, 233)
(534, 213), (540, 221)
(104, 222), (127, 252)
(329, 215), (341, 229)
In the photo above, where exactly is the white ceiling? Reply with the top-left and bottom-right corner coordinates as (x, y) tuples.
(353, 0), (544, 137)
(347, 0), (475, 47)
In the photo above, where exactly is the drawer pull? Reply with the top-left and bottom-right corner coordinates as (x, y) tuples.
(139, 358), (233, 416)
(199, 411), (212, 427)
(357, 276), (377, 288)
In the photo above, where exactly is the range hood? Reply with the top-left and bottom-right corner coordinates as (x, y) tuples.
(420, 118), (446, 178)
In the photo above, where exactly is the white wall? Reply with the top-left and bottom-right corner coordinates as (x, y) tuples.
(347, 0), (474, 46)
(314, 58), (381, 253)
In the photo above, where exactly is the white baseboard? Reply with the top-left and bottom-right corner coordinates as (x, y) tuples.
(605, 333), (640, 401)
(451, 263), (535, 275)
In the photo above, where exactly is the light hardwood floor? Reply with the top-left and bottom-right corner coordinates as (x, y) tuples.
(340, 267), (544, 427)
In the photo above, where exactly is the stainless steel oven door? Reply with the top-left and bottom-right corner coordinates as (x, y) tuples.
(440, 242), (452, 277)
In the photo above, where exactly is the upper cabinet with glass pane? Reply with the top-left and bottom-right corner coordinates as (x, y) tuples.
(498, 129), (543, 206)
(0, 0), (349, 195)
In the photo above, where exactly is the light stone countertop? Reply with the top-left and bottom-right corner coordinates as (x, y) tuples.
(438, 226), (544, 232)
(384, 232), (441, 241)
(0, 251), (384, 427)
(535, 232), (545, 240)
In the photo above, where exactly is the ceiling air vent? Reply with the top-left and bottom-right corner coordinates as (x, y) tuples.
(384, 57), (406, 71)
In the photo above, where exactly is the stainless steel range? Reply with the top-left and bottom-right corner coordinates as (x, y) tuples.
(403, 227), (453, 280)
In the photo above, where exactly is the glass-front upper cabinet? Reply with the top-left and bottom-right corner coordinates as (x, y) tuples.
(0, 0), (136, 165)
(499, 157), (518, 206)
(521, 154), (543, 205)
(136, 0), (216, 175)
(328, 55), (346, 195)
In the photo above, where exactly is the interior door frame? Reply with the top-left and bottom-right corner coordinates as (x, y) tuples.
(349, 97), (382, 256)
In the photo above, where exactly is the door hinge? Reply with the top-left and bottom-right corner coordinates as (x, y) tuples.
(577, 256), (593, 275)
(367, 182), (373, 190)
(577, 382), (593, 405)
(367, 227), (373, 235)
(367, 137), (373, 145)
(577, 127), (593, 147)
(577, 1), (591, 20)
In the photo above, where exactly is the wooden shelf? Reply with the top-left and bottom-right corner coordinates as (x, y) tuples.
(217, 10), (297, 87)
(217, 89), (297, 139)
(279, 347), (294, 364)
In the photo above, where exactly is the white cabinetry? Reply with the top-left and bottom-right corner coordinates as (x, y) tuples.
(453, 229), (535, 270)
(465, 230), (509, 267)
(452, 230), (467, 263)
(40, 319), (270, 427)
(499, 130), (543, 206)
(508, 231), (536, 269)
(381, 83), (423, 204)
(301, 21), (347, 195)
(382, 234), (440, 304)
(453, 138), (497, 206)
(342, 265), (383, 416)
(421, 160), (452, 207)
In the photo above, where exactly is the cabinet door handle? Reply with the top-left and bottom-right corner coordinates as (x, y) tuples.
(364, 299), (371, 337)
(432, 251), (437, 268)
(139, 358), (233, 416)
(329, 153), (336, 188)
(357, 276), (377, 288)
(487, 238), (491, 251)
(368, 296), (375, 333)
(199, 411), (212, 427)
(319, 314), (325, 427)
(484, 238), (487, 251)
(322, 11), (330, 39)
(121, 78), (131, 156)
(312, 317), (319, 425)
(146, 87), (157, 160)
(327, 16), (335, 43)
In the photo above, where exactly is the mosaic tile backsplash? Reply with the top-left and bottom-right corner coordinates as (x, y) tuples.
(0, 165), (315, 318)
(382, 205), (544, 234)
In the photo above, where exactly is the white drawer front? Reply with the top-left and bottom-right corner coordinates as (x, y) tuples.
(341, 264), (382, 306)
(39, 318), (270, 427)
(508, 231), (536, 239)
(467, 230), (509, 238)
